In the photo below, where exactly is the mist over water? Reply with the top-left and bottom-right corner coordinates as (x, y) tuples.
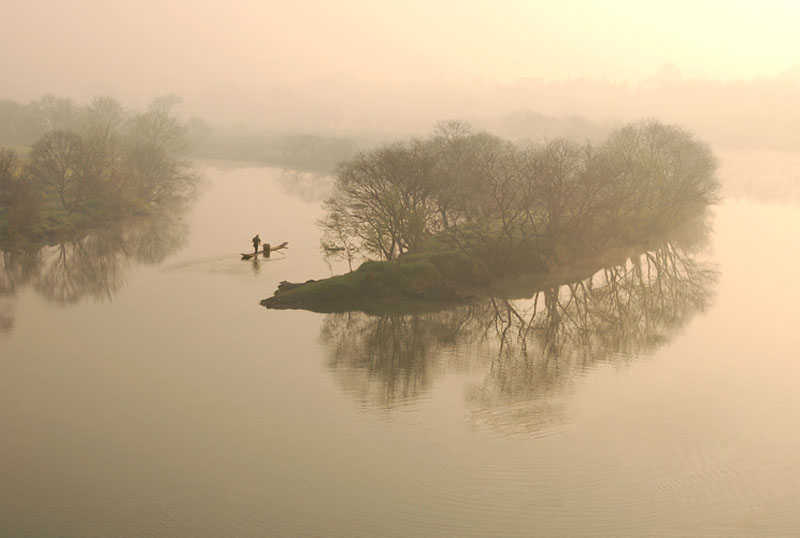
(4, 2), (800, 536)
(1, 155), (799, 536)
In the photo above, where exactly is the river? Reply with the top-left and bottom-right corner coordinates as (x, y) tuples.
(2, 154), (800, 537)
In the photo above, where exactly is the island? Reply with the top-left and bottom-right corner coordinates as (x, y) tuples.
(262, 120), (719, 311)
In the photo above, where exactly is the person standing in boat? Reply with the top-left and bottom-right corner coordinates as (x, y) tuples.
(252, 234), (261, 255)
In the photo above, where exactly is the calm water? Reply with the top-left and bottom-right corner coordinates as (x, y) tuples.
(2, 156), (800, 537)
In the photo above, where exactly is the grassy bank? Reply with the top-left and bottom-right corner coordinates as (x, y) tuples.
(0, 194), (155, 248)
(1, 202), (88, 246)
(262, 205), (708, 312)
(262, 249), (480, 311)
(261, 241), (629, 312)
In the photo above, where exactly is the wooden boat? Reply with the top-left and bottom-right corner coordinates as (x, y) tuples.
(241, 241), (289, 260)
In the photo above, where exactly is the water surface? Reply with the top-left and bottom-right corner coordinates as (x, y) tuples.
(3, 157), (800, 537)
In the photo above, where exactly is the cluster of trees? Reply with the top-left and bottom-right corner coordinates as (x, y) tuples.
(0, 95), (195, 238)
(320, 120), (719, 273)
(0, 94), (83, 145)
(1, 95), (369, 175)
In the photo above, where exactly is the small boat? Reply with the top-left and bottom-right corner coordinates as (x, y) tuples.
(241, 241), (289, 260)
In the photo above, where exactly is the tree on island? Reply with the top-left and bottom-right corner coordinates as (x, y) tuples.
(319, 120), (719, 274)
(28, 130), (84, 209)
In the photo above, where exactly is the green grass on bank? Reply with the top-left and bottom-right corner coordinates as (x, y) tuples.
(262, 203), (706, 311)
(0, 193), (154, 247)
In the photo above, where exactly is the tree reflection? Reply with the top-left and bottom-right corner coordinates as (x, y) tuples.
(0, 206), (188, 332)
(0, 298), (12, 336)
(277, 168), (333, 204)
(34, 234), (126, 304)
(321, 308), (474, 407)
(320, 221), (718, 434)
(466, 238), (717, 435)
(1, 248), (42, 338)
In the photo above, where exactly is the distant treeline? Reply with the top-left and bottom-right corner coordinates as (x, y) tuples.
(0, 95), (195, 242)
(197, 68), (800, 151)
(1, 95), (621, 178)
(0, 95), (82, 146)
(187, 112), (613, 173)
(186, 112), (614, 174)
(186, 123), (369, 173)
(476, 109), (613, 143)
(0, 95), (374, 174)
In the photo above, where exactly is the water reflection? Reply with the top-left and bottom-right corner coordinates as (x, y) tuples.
(277, 168), (333, 203)
(719, 149), (800, 205)
(0, 298), (13, 335)
(321, 220), (718, 434)
(0, 207), (188, 333)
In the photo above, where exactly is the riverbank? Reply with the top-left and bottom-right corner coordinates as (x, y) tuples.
(0, 197), (157, 249)
(262, 249), (477, 312)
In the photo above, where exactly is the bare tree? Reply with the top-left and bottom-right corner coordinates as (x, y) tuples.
(0, 148), (20, 201)
(122, 96), (194, 203)
(79, 96), (127, 206)
(27, 130), (84, 208)
(321, 139), (439, 261)
(29, 94), (79, 132)
(319, 208), (359, 271)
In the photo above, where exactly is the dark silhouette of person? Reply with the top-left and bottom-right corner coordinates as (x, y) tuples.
(252, 234), (261, 255)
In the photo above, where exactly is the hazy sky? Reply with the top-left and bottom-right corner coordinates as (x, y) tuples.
(2, 0), (799, 104)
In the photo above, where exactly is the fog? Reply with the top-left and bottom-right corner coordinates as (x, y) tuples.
(3, 0), (800, 147)
(7, 4), (800, 537)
